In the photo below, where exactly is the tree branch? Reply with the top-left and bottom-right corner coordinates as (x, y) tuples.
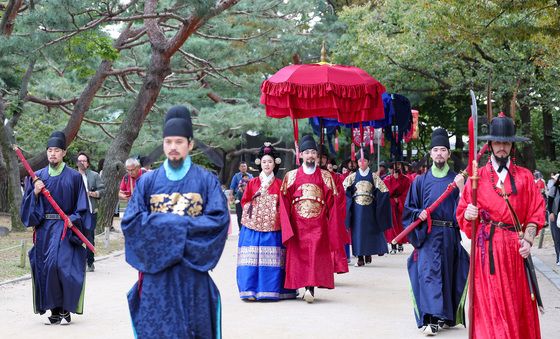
(385, 55), (451, 89)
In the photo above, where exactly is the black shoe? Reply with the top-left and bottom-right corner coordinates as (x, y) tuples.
(422, 324), (439, 336)
(86, 263), (95, 272)
(354, 256), (365, 267)
(46, 314), (62, 325)
(397, 244), (404, 252)
(61, 311), (71, 324)
(365, 255), (372, 264)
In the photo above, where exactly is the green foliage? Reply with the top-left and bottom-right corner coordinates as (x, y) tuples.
(65, 32), (119, 78)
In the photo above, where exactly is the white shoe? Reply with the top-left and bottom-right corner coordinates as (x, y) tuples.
(556, 261), (560, 266)
(303, 289), (315, 303)
(422, 324), (438, 336)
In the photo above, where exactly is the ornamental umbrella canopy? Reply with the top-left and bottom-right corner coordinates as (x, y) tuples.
(260, 63), (386, 124)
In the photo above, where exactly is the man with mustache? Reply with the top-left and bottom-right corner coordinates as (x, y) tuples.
(121, 106), (230, 338)
(457, 113), (545, 339)
(20, 131), (89, 325)
(404, 128), (469, 336)
(279, 134), (343, 303)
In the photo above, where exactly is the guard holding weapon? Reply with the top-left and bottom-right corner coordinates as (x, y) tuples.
(457, 113), (545, 339)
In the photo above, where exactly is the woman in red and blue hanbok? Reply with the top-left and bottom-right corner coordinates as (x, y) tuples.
(236, 143), (297, 301)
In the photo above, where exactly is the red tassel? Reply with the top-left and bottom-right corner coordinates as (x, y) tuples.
(334, 130), (339, 152)
(351, 143), (356, 161)
(368, 127), (374, 154)
(381, 135), (385, 147)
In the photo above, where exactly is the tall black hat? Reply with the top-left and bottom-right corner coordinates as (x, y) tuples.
(430, 128), (450, 149)
(163, 106), (193, 139)
(46, 131), (66, 150)
(479, 113), (529, 142)
(358, 149), (370, 161)
(299, 134), (317, 152)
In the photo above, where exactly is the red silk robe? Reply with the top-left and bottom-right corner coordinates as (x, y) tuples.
(279, 167), (341, 289)
(330, 170), (349, 274)
(383, 173), (411, 244)
(457, 162), (545, 339)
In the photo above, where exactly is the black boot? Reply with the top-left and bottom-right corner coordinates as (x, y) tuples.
(46, 308), (62, 325)
(365, 255), (372, 264)
(61, 310), (71, 324)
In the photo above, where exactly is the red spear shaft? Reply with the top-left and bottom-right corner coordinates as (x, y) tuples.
(391, 143), (488, 245)
(13, 145), (96, 253)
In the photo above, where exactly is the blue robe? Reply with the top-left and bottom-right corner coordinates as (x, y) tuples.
(121, 164), (229, 339)
(403, 169), (469, 327)
(20, 165), (88, 315)
(344, 170), (392, 256)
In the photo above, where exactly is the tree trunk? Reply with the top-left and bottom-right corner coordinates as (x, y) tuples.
(519, 102), (536, 170)
(97, 51), (172, 229)
(0, 94), (24, 231)
(542, 106), (556, 160)
(0, 0), (24, 36)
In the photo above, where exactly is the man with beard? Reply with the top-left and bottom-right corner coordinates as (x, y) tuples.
(404, 128), (469, 336)
(76, 152), (105, 272)
(344, 151), (392, 266)
(457, 113), (545, 339)
(20, 131), (89, 325)
(279, 134), (343, 303)
(121, 106), (230, 338)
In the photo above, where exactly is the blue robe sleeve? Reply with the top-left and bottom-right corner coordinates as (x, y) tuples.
(68, 176), (88, 246)
(375, 185), (393, 233)
(20, 176), (45, 228)
(122, 171), (229, 274)
(345, 183), (353, 229)
(403, 175), (428, 248)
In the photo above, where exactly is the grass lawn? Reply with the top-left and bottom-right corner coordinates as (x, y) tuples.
(0, 229), (124, 283)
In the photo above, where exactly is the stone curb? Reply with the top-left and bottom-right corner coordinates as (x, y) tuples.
(0, 250), (125, 287)
(532, 255), (560, 291)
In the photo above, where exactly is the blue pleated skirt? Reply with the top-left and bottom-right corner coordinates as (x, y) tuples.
(236, 226), (297, 301)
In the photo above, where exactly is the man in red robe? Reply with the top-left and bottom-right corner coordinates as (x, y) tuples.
(327, 158), (350, 273)
(457, 113), (545, 339)
(384, 161), (411, 253)
(280, 135), (342, 303)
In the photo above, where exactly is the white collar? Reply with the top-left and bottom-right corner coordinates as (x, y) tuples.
(491, 154), (510, 187)
(302, 164), (317, 175)
(259, 171), (274, 184)
(358, 167), (370, 176)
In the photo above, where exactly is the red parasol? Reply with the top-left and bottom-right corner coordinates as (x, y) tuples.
(260, 63), (386, 124)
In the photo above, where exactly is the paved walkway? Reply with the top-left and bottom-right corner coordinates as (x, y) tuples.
(1, 224), (560, 338)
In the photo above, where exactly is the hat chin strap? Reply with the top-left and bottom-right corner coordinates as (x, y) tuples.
(489, 144), (517, 194)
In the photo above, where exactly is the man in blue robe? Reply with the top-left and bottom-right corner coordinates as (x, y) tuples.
(403, 128), (469, 336)
(20, 131), (89, 325)
(343, 151), (392, 266)
(121, 106), (229, 339)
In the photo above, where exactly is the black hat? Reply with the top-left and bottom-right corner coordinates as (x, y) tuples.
(358, 149), (370, 161)
(46, 131), (66, 150)
(479, 113), (529, 143)
(430, 128), (450, 149)
(255, 142), (281, 166)
(379, 161), (388, 168)
(299, 134), (317, 152)
(163, 106), (193, 139)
